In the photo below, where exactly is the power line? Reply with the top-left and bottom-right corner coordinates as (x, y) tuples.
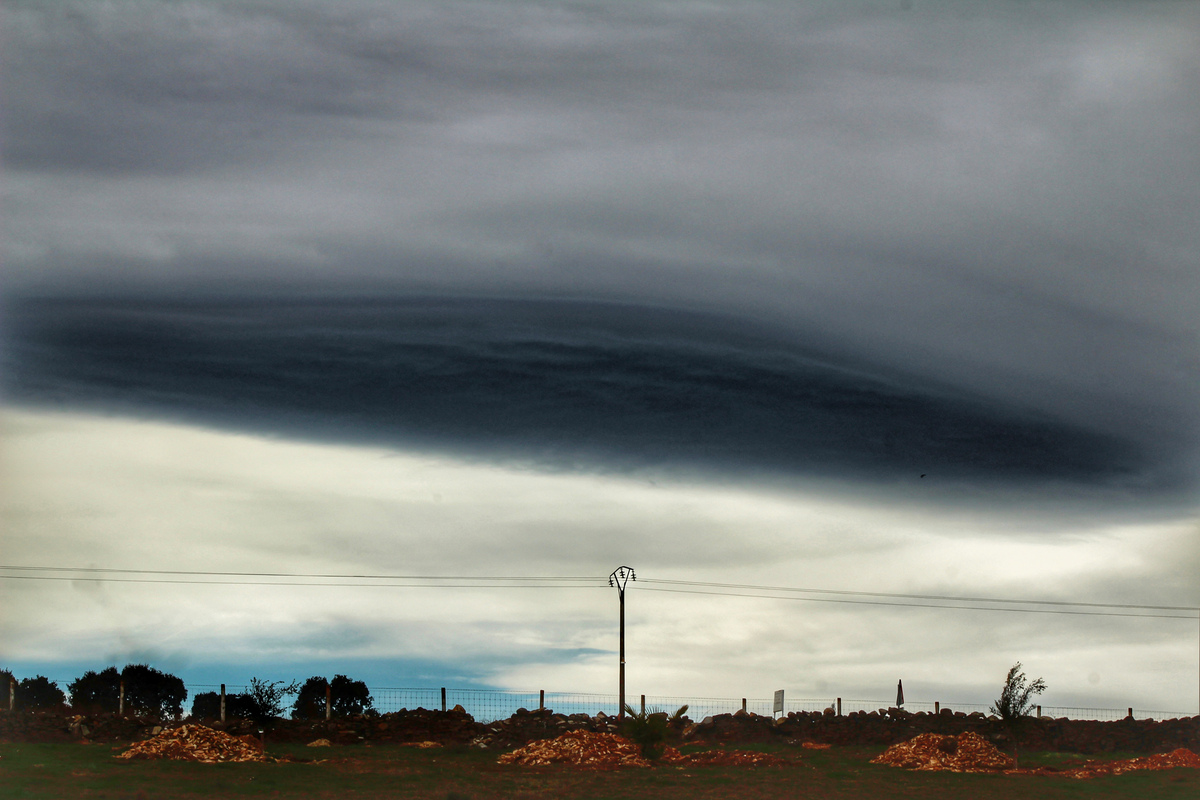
(638, 586), (1197, 619)
(639, 578), (1199, 613)
(0, 565), (600, 581)
(0, 574), (605, 588)
(2, 565), (1195, 618)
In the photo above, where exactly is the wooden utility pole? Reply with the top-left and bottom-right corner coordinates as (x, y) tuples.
(609, 566), (635, 720)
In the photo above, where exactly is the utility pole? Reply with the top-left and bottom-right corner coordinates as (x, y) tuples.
(609, 566), (635, 720)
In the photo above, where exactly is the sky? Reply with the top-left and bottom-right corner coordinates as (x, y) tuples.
(1, 0), (1199, 716)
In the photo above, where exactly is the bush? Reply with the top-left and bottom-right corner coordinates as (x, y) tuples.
(67, 665), (186, 718)
(16, 676), (67, 710)
(292, 675), (375, 719)
(990, 662), (1046, 721)
(620, 704), (687, 760)
(246, 678), (300, 723)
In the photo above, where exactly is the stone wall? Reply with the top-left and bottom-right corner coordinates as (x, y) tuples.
(2, 705), (1197, 754)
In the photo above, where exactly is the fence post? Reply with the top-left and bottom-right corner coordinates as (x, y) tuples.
(119, 679), (125, 716)
(325, 684), (331, 721)
(441, 687), (447, 712)
(934, 701), (939, 715)
(641, 695), (645, 715)
(8, 678), (14, 711)
(742, 698), (747, 714)
(220, 684), (226, 723)
(837, 698), (842, 716)
(1127, 707), (1133, 719)
(539, 690), (544, 711)
(1036, 705), (1041, 718)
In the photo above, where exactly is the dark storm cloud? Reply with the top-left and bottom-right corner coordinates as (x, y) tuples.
(2, 1), (1198, 495)
(1, 294), (1165, 496)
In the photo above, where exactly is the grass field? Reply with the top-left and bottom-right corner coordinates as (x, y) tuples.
(2, 740), (1198, 799)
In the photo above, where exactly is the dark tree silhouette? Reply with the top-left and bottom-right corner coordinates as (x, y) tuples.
(16, 676), (67, 710)
(292, 675), (374, 719)
(68, 665), (186, 718)
(68, 667), (122, 713)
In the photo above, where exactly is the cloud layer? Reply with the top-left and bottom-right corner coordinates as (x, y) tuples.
(4, 295), (1170, 501)
(3, 1), (1199, 448)
(3, 408), (1196, 710)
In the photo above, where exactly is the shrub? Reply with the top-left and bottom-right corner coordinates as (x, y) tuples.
(620, 704), (688, 760)
(16, 676), (67, 710)
(246, 678), (300, 723)
(291, 675), (374, 719)
(990, 662), (1046, 721)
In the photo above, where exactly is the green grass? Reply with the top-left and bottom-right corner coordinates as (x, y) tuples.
(0, 740), (1197, 799)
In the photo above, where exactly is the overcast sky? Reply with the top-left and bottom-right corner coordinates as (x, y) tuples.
(2, 0), (1199, 716)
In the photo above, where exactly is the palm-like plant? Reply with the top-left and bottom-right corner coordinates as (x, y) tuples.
(621, 704), (689, 759)
(990, 662), (1046, 721)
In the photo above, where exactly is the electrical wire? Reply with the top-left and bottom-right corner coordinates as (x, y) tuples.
(0, 565), (599, 581)
(638, 578), (1199, 613)
(637, 586), (1197, 619)
(0, 574), (605, 588)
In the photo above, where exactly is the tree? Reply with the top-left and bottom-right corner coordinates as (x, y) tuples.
(190, 691), (259, 720)
(121, 664), (186, 719)
(292, 676), (329, 720)
(246, 677), (300, 723)
(68, 667), (121, 714)
(330, 675), (374, 717)
(67, 665), (186, 718)
(291, 675), (375, 719)
(16, 676), (67, 710)
(990, 662), (1046, 721)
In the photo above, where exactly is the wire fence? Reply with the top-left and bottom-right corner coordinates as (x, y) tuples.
(173, 684), (1193, 723)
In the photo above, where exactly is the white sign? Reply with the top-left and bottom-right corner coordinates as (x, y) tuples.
(773, 689), (785, 714)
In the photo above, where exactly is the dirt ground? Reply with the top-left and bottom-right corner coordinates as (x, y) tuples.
(4, 735), (1200, 800)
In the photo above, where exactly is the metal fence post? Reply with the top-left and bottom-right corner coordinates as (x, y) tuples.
(8, 678), (14, 711)
(326, 684), (332, 721)
(441, 687), (447, 712)
(742, 698), (747, 713)
(1127, 707), (1133, 719)
(934, 701), (939, 715)
(640, 695), (645, 715)
(119, 679), (125, 716)
(539, 690), (544, 711)
(1036, 705), (1041, 717)
(220, 684), (226, 723)
(837, 698), (842, 716)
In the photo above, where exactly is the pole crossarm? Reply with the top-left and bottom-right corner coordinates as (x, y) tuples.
(609, 566), (635, 600)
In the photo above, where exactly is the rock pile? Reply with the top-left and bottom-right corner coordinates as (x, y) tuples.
(116, 724), (266, 763)
(872, 731), (1015, 773)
